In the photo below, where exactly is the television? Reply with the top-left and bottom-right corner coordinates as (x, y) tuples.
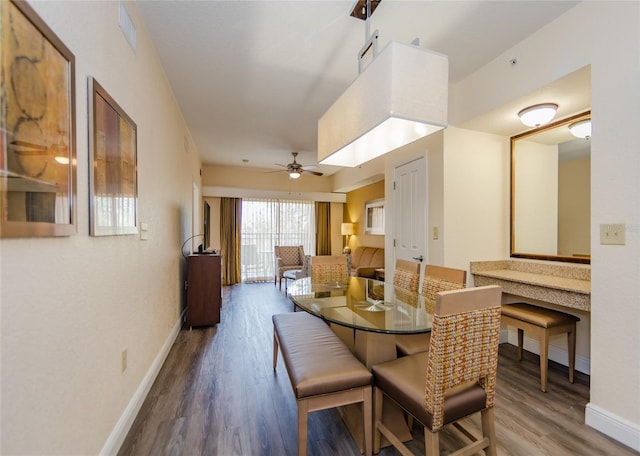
(203, 200), (211, 250)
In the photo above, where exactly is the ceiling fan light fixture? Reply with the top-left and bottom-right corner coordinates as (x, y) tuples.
(518, 103), (558, 127)
(318, 41), (448, 168)
(289, 171), (301, 179)
(569, 119), (592, 139)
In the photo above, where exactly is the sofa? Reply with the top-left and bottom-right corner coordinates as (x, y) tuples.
(349, 246), (385, 278)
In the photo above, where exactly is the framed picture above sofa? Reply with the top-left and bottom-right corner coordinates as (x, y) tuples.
(364, 198), (384, 235)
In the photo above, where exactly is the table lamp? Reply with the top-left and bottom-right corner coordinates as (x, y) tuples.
(341, 222), (355, 254)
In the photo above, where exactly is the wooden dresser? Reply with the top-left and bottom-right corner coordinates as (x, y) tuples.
(187, 254), (222, 327)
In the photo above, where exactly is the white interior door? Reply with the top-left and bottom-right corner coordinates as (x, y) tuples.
(393, 157), (426, 274)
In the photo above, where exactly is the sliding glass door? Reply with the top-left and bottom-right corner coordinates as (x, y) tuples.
(241, 198), (315, 282)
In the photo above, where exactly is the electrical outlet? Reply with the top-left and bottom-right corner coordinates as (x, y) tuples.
(600, 223), (626, 245)
(121, 349), (127, 373)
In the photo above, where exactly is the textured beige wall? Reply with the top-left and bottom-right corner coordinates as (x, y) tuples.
(0, 2), (202, 454)
(343, 181), (385, 251)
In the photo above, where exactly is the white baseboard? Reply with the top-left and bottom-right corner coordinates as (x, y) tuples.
(586, 403), (640, 452)
(99, 312), (184, 456)
(502, 329), (590, 375)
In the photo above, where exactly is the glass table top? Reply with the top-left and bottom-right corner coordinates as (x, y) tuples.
(287, 276), (433, 334)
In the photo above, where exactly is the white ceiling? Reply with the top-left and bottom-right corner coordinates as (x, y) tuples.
(135, 0), (582, 176)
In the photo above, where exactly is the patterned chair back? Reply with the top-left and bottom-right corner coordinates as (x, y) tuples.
(393, 259), (420, 292)
(421, 264), (467, 303)
(425, 285), (502, 431)
(310, 255), (349, 283)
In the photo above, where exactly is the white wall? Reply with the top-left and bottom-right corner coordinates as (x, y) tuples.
(450, 2), (640, 449)
(442, 127), (511, 270)
(0, 1), (202, 454)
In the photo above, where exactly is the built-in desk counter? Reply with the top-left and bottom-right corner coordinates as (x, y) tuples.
(470, 260), (590, 312)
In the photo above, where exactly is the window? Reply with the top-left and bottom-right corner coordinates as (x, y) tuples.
(241, 198), (315, 282)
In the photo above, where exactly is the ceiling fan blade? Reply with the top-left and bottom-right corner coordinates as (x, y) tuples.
(274, 163), (288, 168)
(301, 165), (319, 171)
(265, 169), (288, 174)
(301, 169), (323, 176)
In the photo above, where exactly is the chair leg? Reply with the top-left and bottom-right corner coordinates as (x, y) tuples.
(481, 408), (497, 456)
(362, 386), (372, 456)
(540, 330), (549, 392)
(424, 428), (440, 456)
(373, 387), (383, 454)
(568, 324), (576, 383)
(298, 400), (308, 456)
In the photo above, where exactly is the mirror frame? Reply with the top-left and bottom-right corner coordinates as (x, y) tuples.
(510, 110), (591, 264)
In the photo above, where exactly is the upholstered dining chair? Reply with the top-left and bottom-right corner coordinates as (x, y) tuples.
(393, 259), (421, 292)
(395, 264), (467, 357)
(372, 285), (503, 456)
(274, 245), (305, 290)
(309, 255), (349, 284)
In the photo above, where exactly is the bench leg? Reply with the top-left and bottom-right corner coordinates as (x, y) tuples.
(540, 331), (549, 392)
(298, 400), (309, 456)
(568, 324), (576, 383)
(517, 328), (524, 361)
(273, 332), (279, 370)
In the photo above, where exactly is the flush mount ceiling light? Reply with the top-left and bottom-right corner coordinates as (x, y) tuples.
(317, 0), (448, 168)
(517, 103), (558, 127)
(569, 119), (592, 139)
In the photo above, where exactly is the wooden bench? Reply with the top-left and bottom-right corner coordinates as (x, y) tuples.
(272, 312), (372, 456)
(501, 302), (580, 392)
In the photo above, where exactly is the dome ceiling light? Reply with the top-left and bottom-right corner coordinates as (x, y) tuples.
(569, 119), (592, 139)
(517, 103), (558, 127)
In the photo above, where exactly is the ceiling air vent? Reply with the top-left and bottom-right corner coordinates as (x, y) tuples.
(119, 2), (137, 52)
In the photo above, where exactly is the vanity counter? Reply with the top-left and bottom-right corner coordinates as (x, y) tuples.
(470, 260), (590, 311)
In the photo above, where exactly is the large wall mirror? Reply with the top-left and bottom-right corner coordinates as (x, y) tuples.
(511, 110), (591, 264)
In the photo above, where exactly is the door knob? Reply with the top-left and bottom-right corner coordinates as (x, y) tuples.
(412, 255), (424, 262)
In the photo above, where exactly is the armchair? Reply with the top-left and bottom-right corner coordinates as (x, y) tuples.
(274, 245), (305, 290)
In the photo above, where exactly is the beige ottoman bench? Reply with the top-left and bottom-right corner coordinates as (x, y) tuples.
(501, 302), (580, 392)
(272, 312), (372, 456)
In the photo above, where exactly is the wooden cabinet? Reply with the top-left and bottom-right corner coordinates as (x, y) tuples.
(187, 254), (222, 327)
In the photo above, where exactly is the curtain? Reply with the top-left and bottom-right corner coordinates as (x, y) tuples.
(220, 197), (241, 285)
(241, 198), (315, 282)
(315, 201), (331, 255)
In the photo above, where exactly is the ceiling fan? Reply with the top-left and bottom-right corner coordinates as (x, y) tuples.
(269, 152), (323, 179)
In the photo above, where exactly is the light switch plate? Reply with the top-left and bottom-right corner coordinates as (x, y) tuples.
(600, 223), (625, 245)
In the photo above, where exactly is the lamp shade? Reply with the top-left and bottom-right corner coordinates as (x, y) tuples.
(341, 222), (355, 236)
(518, 103), (558, 127)
(318, 41), (448, 167)
(569, 119), (591, 138)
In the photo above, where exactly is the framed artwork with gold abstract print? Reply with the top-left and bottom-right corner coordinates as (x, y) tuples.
(88, 77), (138, 236)
(0, 0), (76, 237)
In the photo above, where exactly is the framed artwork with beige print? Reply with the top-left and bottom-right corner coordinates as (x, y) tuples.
(0, 0), (77, 237)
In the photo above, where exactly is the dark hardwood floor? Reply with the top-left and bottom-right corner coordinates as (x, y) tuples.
(119, 283), (638, 456)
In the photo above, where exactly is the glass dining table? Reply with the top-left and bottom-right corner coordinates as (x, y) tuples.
(287, 275), (434, 450)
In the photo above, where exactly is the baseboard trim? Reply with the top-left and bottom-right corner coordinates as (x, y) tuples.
(504, 329), (590, 375)
(585, 402), (640, 452)
(99, 311), (184, 456)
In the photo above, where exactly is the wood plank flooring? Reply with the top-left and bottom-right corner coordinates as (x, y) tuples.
(119, 283), (638, 456)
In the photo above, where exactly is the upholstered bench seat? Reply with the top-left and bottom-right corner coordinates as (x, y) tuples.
(501, 302), (580, 392)
(272, 312), (372, 456)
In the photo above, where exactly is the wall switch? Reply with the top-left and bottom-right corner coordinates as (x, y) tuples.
(600, 223), (626, 245)
(432, 226), (439, 240)
(121, 349), (127, 373)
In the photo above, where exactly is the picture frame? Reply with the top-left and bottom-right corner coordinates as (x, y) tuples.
(364, 198), (384, 235)
(0, 0), (77, 238)
(88, 77), (138, 236)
